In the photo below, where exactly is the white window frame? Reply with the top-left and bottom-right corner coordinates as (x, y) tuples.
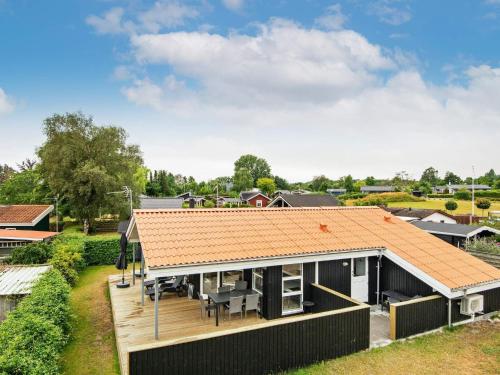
(256, 199), (263, 207)
(200, 272), (220, 295)
(282, 263), (303, 315)
(252, 268), (264, 295)
(221, 270), (244, 289)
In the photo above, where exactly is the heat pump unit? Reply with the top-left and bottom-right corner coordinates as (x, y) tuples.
(460, 294), (484, 315)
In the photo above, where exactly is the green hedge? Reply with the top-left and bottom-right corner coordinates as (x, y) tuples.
(83, 237), (133, 266)
(0, 269), (71, 375)
(9, 242), (54, 265)
(353, 192), (424, 206)
(427, 194), (454, 198)
(475, 189), (500, 198)
(338, 192), (367, 200)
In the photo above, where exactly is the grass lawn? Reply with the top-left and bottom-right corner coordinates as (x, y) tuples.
(60, 265), (121, 375)
(386, 200), (500, 216)
(289, 320), (500, 375)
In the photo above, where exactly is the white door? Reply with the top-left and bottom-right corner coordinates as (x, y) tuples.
(351, 257), (368, 302)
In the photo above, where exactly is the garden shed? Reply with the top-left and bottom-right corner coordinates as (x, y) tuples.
(0, 265), (51, 321)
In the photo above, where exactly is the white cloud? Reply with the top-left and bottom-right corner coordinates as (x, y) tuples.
(130, 19), (394, 106)
(315, 3), (347, 31)
(86, 7), (128, 35)
(138, 1), (199, 33)
(222, 0), (244, 12)
(367, 0), (412, 25)
(0, 88), (14, 114)
(118, 20), (500, 180)
(86, 1), (199, 35)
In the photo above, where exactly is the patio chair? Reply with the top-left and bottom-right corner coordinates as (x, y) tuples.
(244, 293), (260, 318)
(218, 285), (231, 293)
(198, 292), (216, 320)
(235, 280), (248, 291)
(146, 276), (185, 300)
(224, 295), (244, 320)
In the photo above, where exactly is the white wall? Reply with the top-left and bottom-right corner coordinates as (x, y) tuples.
(422, 212), (457, 224)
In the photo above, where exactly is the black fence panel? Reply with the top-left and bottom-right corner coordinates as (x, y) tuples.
(129, 306), (370, 375)
(311, 284), (356, 312)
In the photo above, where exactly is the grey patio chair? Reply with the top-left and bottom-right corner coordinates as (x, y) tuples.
(218, 285), (231, 293)
(244, 293), (260, 318)
(224, 295), (244, 320)
(198, 292), (216, 320)
(235, 280), (248, 291)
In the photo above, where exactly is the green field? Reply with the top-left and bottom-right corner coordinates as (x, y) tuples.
(386, 199), (500, 216)
(61, 266), (500, 375)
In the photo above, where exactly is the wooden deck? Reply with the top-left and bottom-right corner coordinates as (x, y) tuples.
(108, 275), (265, 375)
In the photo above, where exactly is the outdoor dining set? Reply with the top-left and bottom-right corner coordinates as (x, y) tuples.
(199, 280), (261, 326)
(143, 277), (261, 326)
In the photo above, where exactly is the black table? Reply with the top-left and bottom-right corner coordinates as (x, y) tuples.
(207, 289), (258, 326)
(381, 290), (411, 310)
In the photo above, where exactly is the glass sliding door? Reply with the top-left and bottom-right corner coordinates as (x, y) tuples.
(221, 270), (243, 289)
(282, 263), (303, 315)
(202, 272), (218, 294)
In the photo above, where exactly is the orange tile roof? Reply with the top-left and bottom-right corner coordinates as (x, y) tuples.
(132, 206), (500, 290)
(0, 205), (52, 224)
(0, 229), (59, 241)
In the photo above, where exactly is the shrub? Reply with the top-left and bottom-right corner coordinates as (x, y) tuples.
(353, 192), (424, 206)
(337, 192), (367, 200)
(427, 193), (454, 198)
(454, 189), (471, 200)
(83, 237), (132, 266)
(9, 242), (54, 265)
(466, 238), (499, 255)
(49, 236), (85, 286)
(445, 200), (458, 212)
(475, 189), (500, 199)
(475, 198), (491, 216)
(0, 269), (70, 375)
(204, 200), (215, 208)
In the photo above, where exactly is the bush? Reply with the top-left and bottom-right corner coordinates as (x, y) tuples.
(0, 269), (70, 375)
(204, 200), (215, 208)
(49, 236), (85, 286)
(83, 237), (132, 266)
(454, 189), (471, 200)
(10, 242), (54, 265)
(353, 192), (424, 206)
(475, 189), (500, 199)
(337, 192), (367, 200)
(466, 238), (499, 255)
(427, 193), (454, 198)
(445, 200), (458, 212)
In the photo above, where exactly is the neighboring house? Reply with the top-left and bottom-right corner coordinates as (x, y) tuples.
(412, 221), (500, 248)
(0, 229), (59, 259)
(268, 194), (339, 208)
(0, 265), (51, 321)
(120, 207), (500, 375)
(139, 196), (184, 209)
(433, 184), (491, 194)
(290, 189), (313, 195)
(272, 190), (291, 197)
(0, 205), (54, 231)
(326, 188), (347, 196)
(240, 191), (271, 207)
(384, 207), (457, 224)
(360, 186), (395, 194)
(176, 192), (193, 200)
(216, 197), (242, 207)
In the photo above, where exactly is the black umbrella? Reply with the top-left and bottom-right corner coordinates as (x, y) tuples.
(116, 233), (130, 288)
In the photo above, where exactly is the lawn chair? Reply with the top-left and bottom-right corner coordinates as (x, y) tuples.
(145, 276), (185, 300)
(198, 292), (216, 320)
(235, 280), (248, 291)
(224, 295), (244, 320)
(244, 293), (260, 318)
(218, 285), (231, 293)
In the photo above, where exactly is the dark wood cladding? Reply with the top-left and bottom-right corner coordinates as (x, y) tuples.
(262, 266), (282, 320)
(482, 287), (500, 313)
(368, 256), (379, 305)
(128, 307), (370, 375)
(318, 259), (351, 296)
(311, 285), (356, 312)
(394, 297), (446, 339)
(303, 262), (315, 301)
(380, 257), (433, 297)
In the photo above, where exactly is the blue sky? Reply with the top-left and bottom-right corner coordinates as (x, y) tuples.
(1, 0), (499, 181)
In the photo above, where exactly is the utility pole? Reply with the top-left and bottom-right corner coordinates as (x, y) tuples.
(471, 166), (475, 225)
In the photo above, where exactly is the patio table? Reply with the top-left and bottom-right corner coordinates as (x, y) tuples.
(207, 289), (258, 326)
(381, 290), (411, 310)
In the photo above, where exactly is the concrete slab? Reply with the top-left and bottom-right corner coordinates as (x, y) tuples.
(370, 310), (391, 348)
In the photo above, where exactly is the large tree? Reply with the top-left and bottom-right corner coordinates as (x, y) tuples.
(420, 167), (440, 186)
(273, 175), (290, 190)
(443, 171), (462, 185)
(234, 154), (271, 184)
(37, 112), (144, 233)
(0, 164), (15, 184)
(0, 167), (49, 204)
(233, 167), (253, 192)
(256, 177), (276, 196)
